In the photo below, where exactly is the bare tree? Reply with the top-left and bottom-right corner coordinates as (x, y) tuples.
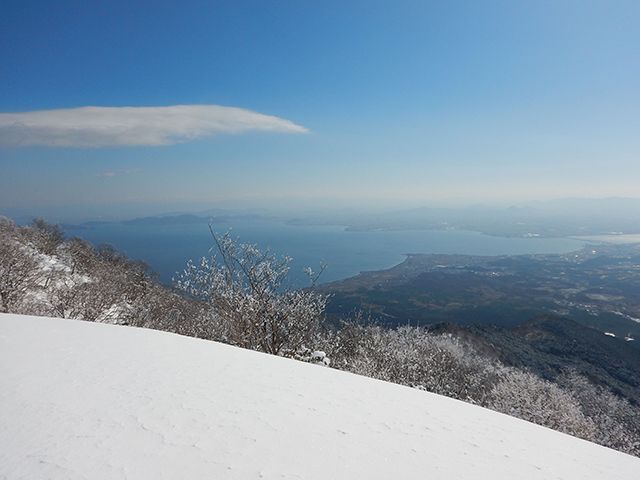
(46, 272), (85, 318)
(60, 237), (97, 275)
(0, 234), (39, 313)
(23, 218), (65, 255)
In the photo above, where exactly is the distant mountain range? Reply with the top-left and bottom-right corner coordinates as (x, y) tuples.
(8, 196), (640, 239)
(290, 197), (640, 237)
(62, 212), (270, 230)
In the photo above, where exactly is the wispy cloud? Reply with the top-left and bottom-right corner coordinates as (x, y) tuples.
(0, 105), (308, 147)
(98, 171), (118, 178)
(97, 168), (142, 178)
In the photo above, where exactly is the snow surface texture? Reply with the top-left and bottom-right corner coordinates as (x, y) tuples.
(1, 314), (639, 480)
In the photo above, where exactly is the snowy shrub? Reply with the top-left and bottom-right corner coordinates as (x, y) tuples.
(487, 369), (597, 439)
(327, 323), (502, 403)
(127, 283), (209, 337)
(558, 371), (640, 456)
(294, 347), (331, 366)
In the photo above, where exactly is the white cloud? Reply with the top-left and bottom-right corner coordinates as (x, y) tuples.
(98, 171), (117, 178)
(97, 168), (141, 178)
(0, 105), (308, 147)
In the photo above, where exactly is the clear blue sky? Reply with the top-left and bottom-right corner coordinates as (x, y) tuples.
(1, 1), (639, 219)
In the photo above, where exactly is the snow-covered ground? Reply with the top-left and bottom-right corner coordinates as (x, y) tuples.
(1, 314), (638, 479)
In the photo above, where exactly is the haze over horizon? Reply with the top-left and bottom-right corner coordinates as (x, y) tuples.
(2, 1), (639, 218)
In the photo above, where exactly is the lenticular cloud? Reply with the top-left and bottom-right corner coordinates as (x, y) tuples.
(0, 105), (308, 147)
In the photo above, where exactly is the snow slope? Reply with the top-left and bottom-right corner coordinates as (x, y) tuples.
(1, 314), (638, 480)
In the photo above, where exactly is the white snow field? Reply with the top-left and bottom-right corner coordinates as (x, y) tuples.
(1, 314), (639, 480)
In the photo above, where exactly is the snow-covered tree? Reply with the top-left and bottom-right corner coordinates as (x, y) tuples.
(175, 229), (327, 356)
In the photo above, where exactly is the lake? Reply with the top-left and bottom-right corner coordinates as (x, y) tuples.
(64, 219), (587, 288)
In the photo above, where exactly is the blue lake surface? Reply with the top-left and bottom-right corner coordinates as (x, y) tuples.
(64, 219), (587, 288)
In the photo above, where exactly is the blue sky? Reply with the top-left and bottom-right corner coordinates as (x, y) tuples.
(1, 1), (639, 219)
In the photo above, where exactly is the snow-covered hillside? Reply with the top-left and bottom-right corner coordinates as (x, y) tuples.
(1, 314), (638, 479)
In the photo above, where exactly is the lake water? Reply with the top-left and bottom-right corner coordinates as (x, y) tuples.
(64, 219), (587, 288)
